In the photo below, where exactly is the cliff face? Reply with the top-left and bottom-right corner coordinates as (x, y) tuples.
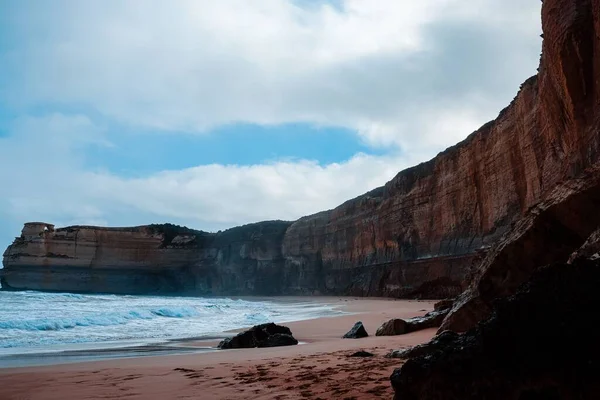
(2, 0), (600, 297)
(440, 0), (600, 332)
(390, 1), (600, 396)
(1, 222), (293, 295)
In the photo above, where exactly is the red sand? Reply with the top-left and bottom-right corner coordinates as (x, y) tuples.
(0, 298), (436, 400)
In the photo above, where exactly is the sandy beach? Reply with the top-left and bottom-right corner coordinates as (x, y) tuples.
(0, 297), (436, 399)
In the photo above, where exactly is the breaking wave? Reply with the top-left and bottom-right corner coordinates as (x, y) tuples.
(0, 291), (344, 352)
(0, 306), (200, 332)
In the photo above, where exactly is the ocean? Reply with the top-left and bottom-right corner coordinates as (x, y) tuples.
(0, 290), (344, 365)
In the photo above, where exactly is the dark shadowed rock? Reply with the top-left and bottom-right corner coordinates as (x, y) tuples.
(376, 308), (448, 337)
(433, 299), (454, 311)
(257, 333), (298, 348)
(218, 323), (296, 349)
(387, 331), (460, 359)
(405, 309), (448, 332)
(376, 319), (409, 336)
(349, 350), (374, 357)
(569, 228), (600, 263)
(343, 321), (368, 339)
(391, 260), (600, 399)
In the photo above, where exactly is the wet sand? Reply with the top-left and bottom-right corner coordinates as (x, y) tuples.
(0, 297), (436, 399)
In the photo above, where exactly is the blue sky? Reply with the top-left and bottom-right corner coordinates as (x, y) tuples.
(0, 0), (542, 251)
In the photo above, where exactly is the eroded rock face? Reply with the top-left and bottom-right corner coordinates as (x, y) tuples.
(3, 0), (600, 298)
(391, 260), (600, 400)
(440, 0), (600, 333)
(1, 222), (294, 295)
(442, 167), (600, 332)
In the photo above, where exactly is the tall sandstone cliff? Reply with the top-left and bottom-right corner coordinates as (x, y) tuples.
(391, 0), (600, 397)
(2, 0), (599, 297)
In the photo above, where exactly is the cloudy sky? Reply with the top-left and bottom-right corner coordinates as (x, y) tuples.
(0, 0), (541, 250)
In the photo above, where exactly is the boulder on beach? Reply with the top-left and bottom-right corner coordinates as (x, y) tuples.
(343, 321), (368, 339)
(218, 323), (297, 349)
(405, 309), (449, 332)
(257, 333), (298, 348)
(375, 319), (408, 336)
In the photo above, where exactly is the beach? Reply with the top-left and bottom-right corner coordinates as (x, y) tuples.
(0, 297), (436, 399)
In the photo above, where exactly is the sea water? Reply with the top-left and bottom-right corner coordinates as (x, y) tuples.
(0, 290), (343, 357)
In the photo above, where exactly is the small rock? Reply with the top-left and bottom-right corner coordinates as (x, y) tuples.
(343, 321), (369, 339)
(349, 350), (374, 357)
(376, 318), (409, 336)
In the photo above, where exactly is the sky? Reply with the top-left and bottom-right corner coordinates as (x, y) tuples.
(0, 0), (542, 251)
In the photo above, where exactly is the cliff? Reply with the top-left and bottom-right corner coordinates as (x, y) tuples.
(390, 0), (600, 397)
(2, 0), (600, 297)
(440, 0), (600, 332)
(1, 221), (293, 295)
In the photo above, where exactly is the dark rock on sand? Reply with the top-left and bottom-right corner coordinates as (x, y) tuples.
(349, 350), (374, 357)
(375, 319), (408, 336)
(343, 321), (368, 339)
(218, 323), (296, 349)
(391, 260), (600, 399)
(433, 299), (454, 311)
(377, 307), (449, 337)
(256, 333), (298, 348)
(405, 309), (448, 332)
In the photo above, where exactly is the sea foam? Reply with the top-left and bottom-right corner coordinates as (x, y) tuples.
(0, 291), (342, 352)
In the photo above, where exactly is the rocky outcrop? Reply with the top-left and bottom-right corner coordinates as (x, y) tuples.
(390, 3), (600, 395)
(2, 0), (600, 298)
(390, 259), (600, 400)
(441, 167), (600, 332)
(434, 0), (600, 333)
(218, 323), (297, 349)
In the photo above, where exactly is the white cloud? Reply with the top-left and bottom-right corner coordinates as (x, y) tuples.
(0, 115), (414, 236)
(1, 0), (541, 151)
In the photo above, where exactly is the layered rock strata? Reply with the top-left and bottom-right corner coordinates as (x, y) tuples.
(1, 222), (293, 295)
(3, 0), (600, 297)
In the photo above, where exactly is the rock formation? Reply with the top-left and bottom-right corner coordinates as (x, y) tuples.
(376, 319), (408, 336)
(218, 323), (298, 349)
(1, 221), (293, 295)
(343, 321), (369, 339)
(376, 306), (451, 337)
(440, 0), (600, 330)
(2, 0), (600, 299)
(390, 259), (600, 400)
(389, 1), (600, 396)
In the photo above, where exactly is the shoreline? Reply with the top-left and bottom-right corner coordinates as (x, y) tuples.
(0, 294), (351, 367)
(0, 297), (436, 399)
